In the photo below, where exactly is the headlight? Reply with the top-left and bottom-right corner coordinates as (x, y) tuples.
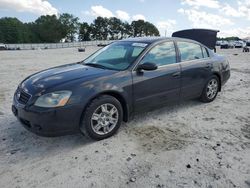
(34, 91), (72, 108)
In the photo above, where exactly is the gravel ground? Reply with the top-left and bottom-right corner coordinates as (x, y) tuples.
(0, 47), (249, 188)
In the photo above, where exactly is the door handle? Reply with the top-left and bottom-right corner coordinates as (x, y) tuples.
(172, 72), (181, 78)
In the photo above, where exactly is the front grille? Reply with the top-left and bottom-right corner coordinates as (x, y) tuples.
(16, 89), (31, 105)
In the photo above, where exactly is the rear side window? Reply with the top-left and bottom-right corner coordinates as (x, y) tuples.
(177, 42), (203, 61)
(202, 46), (209, 58)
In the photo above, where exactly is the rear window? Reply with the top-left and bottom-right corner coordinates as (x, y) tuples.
(177, 41), (203, 61)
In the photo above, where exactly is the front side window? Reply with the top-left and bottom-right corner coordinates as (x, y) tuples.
(83, 42), (147, 70)
(140, 41), (176, 66)
(177, 42), (203, 61)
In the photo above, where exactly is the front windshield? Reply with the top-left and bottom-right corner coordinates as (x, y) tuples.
(83, 41), (148, 70)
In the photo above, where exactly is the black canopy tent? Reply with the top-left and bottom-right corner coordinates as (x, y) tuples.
(172, 29), (219, 51)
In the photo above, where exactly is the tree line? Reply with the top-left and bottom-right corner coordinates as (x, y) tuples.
(0, 14), (160, 44)
(217, 36), (242, 41)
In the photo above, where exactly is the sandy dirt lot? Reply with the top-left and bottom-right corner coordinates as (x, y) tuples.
(0, 47), (249, 188)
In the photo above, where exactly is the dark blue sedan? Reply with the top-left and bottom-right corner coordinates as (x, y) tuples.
(12, 37), (230, 140)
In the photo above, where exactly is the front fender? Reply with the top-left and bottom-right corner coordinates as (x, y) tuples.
(66, 70), (133, 121)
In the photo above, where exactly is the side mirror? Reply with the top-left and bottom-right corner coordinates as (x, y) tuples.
(137, 62), (158, 71)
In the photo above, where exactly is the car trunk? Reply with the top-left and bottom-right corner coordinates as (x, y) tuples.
(172, 29), (219, 50)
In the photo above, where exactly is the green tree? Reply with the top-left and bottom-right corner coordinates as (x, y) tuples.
(131, 20), (160, 37)
(25, 22), (41, 43)
(0, 14), (161, 43)
(131, 20), (145, 37)
(143, 21), (160, 36)
(108, 17), (123, 40)
(122, 22), (133, 38)
(34, 15), (64, 43)
(79, 22), (91, 41)
(0, 17), (30, 43)
(91, 17), (109, 40)
(59, 13), (80, 42)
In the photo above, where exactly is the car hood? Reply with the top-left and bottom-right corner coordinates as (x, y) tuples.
(21, 63), (114, 93)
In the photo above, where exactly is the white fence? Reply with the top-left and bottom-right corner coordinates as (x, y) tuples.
(5, 40), (116, 50)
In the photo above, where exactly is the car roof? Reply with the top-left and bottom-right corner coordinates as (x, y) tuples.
(121, 37), (167, 44)
(120, 37), (201, 45)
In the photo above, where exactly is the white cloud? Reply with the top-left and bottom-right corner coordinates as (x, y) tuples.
(221, 3), (244, 18)
(238, 0), (250, 20)
(84, 6), (132, 21)
(181, 0), (250, 20)
(116, 10), (130, 21)
(178, 8), (234, 28)
(219, 1), (250, 20)
(219, 27), (250, 38)
(90, 5), (114, 18)
(157, 19), (177, 36)
(157, 20), (176, 29)
(178, 1), (250, 38)
(0, 0), (58, 15)
(132, 14), (146, 21)
(83, 6), (146, 22)
(181, 0), (220, 9)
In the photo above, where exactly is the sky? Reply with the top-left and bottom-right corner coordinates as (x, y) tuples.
(0, 0), (250, 38)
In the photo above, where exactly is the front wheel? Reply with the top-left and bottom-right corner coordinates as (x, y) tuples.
(200, 76), (219, 103)
(80, 95), (123, 140)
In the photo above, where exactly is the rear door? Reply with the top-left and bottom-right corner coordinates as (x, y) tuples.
(132, 41), (181, 113)
(177, 41), (212, 99)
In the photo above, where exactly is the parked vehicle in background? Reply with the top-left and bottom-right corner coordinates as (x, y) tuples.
(234, 41), (244, 48)
(0, 43), (7, 50)
(216, 41), (222, 46)
(220, 41), (229, 49)
(243, 41), (250, 52)
(228, 41), (234, 49)
(220, 41), (234, 49)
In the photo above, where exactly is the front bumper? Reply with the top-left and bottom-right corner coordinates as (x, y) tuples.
(12, 98), (83, 137)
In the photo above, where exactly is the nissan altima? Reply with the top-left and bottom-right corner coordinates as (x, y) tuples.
(12, 37), (230, 140)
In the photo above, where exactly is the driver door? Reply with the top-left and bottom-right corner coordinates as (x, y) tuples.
(132, 41), (181, 113)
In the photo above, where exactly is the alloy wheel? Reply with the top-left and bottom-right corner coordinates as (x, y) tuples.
(206, 78), (218, 100)
(90, 103), (119, 135)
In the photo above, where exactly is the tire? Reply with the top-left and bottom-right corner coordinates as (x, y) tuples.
(200, 76), (219, 103)
(80, 95), (123, 140)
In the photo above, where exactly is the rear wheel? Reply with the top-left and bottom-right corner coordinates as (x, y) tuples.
(200, 76), (219, 103)
(80, 95), (123, 140)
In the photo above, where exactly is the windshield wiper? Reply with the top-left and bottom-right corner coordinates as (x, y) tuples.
(84, 63), (108, 69)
